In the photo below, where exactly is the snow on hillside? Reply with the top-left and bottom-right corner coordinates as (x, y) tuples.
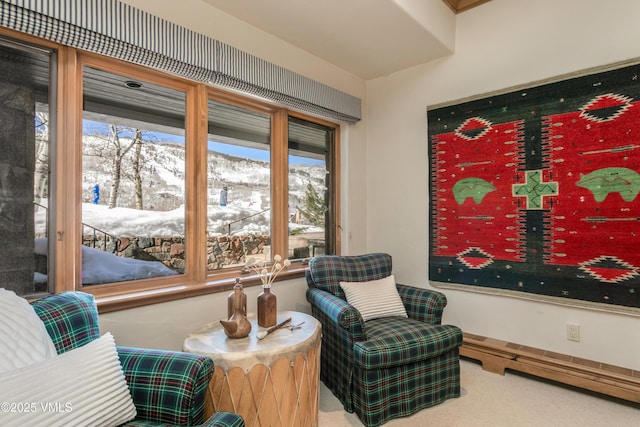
(35, 136), (326, 237)
(80, 202), (271, 237)
(35, 199), (321, 238)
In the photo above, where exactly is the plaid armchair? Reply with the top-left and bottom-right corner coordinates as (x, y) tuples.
(30, 292), (244, 427)
(306, 253), (463, 427)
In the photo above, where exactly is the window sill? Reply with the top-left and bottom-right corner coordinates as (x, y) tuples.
(93, 265), (308, 313)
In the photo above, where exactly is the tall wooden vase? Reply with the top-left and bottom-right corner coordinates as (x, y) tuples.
(227, 278), (247, 319)
(257, 285), (277, 327)
(220, 278), (251, 339)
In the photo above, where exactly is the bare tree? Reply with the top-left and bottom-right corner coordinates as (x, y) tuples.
(34, 111), (49, 205)
(132, 129), (144, 210)
(106, 125), (138, 209)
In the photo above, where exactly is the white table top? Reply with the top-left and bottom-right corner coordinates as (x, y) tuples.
(183, 310), (321, 372)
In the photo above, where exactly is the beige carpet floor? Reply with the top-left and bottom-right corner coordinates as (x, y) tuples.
(318, 358), (640, 426)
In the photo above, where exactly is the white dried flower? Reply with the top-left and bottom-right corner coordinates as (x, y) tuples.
(244, 254), (291, 287)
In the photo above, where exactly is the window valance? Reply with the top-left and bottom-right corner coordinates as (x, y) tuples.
(0, 0), (361, 123)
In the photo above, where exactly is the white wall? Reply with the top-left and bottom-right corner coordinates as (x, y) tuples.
(100, 0), (370, 350)
(99, 277), (310, 351)
(104, 0), (640, 371)
(366, 0), (640, 370)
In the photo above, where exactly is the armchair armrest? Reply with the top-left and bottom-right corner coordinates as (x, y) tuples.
(396, 284), (447, 325)
(117, 346), (214, 425)
(306, 288), (366, 341)
(203, 412), (246, 427)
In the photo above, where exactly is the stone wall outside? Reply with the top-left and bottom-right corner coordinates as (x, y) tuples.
(82, 234), (270, 271)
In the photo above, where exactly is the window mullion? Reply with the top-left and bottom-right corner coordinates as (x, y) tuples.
(333, 129), (342, 255)
(55, 46), (82, 291)
(186, 84), (209, 281)
(271, 109), (289, 260)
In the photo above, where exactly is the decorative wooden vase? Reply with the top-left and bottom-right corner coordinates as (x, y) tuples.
(220, 278), (251, 339)
(227, 278), (247, 319)
(257, 285), (277, 327)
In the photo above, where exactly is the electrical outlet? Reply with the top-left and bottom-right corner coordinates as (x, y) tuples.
(566, 323), (580, 342)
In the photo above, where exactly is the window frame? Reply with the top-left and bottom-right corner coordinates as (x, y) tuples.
(0, 28), (341, 311)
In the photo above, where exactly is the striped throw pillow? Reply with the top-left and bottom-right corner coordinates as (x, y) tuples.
(0, 333), (136, 427)
(340, 274), (408, 321)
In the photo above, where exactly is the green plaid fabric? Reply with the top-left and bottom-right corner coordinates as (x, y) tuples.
(31, 292), (244, 427)
(352, 347), (461, 427)
(120, 411), (244, 427)
(32, 291), (101, 353)
(354, 317), (462, 369)
(396, 283), (447, 325)
(121, 411), (244, 427)
(201, 412), (246, 427)
(306, 286), (366, 339)
(306, 287), (360, 411)
(306, 253), (463, 427)
(117, 346), (213, 425)
(306, 253), (393, 299)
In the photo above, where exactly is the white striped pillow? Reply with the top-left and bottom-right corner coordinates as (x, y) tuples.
(0, 332), (136, 427)
(340, 274), (408, 321)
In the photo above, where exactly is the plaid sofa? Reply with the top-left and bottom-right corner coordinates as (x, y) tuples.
(30, 292), (244, 427)
(306, 253), (463, 427)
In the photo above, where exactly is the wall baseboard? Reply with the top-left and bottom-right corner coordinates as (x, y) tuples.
(460, 333), (640, 404)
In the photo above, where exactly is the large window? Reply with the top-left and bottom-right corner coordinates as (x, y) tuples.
(206, 98), (272, 269)
(288, 117), (337, 258)
(0, 29), (340, 307)
(81, 66), (187, 286)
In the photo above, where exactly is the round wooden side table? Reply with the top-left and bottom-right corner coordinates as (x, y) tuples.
(183, 310), (321, 427)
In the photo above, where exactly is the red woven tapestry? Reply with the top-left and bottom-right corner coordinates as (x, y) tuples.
(428, 62), (640, 310)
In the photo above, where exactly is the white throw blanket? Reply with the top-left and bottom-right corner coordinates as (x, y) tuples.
(0, 288), (56, 373)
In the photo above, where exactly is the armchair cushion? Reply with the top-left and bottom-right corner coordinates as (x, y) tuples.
(340, 274), (408, 321)
(354, 317), (463, 369)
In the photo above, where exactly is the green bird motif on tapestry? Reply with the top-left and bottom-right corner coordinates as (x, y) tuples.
(576, 167), (640, 202)
(452, 177), (496, 204)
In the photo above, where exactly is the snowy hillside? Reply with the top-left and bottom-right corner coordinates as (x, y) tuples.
(54, 136), (327, 237)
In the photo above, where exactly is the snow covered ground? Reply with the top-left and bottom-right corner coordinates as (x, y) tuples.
(33, 201), (322, 285)
(35, 201), (319, 237)
(34, 237), (178, 285)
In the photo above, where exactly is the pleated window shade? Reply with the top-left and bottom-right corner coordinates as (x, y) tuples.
(0, 0), (361, 123)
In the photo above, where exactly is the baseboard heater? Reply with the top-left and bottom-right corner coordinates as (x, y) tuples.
(460, 333), (640, 404)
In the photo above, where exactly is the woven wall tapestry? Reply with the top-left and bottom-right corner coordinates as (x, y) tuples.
(428, 61), (640, 313)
